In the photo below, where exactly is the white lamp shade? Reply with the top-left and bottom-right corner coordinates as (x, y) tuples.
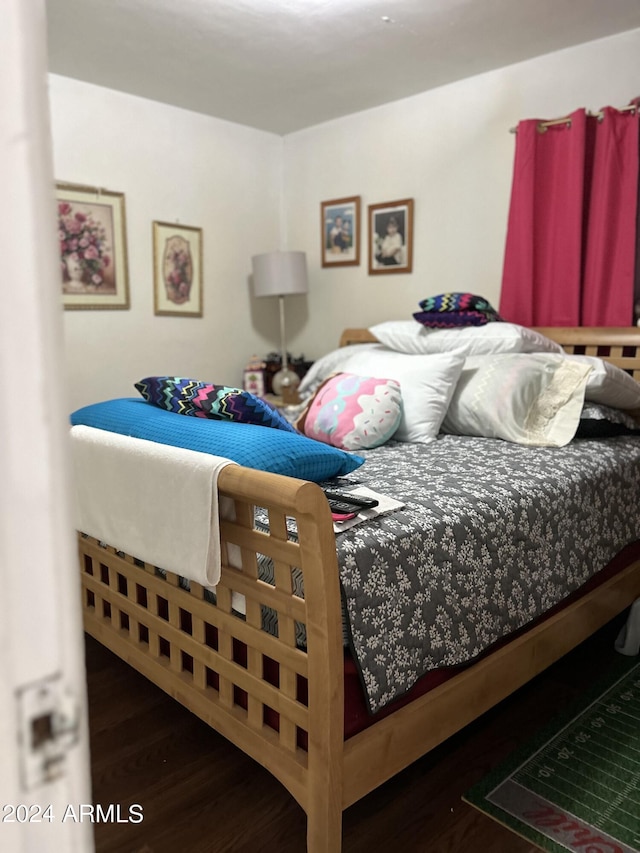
(252, 251), (308, 297)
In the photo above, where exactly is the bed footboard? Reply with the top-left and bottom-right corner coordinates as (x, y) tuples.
(79, 465), (345, 852)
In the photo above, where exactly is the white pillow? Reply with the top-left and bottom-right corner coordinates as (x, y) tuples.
(369, 320), (563, 356)
(333, 347), (465, 443)
(298, 343), (381, 397)
(565, 355), (640, 411)
(441, 354), (593, 446)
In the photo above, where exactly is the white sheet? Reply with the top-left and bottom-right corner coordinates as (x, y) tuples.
(70, 425), (236, 589)
(331, 486), (405, 533)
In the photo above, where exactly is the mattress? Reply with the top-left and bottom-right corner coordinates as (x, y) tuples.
(315, 433), (640, 712)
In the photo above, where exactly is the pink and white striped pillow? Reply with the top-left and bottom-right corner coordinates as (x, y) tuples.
(296, 372), (402, 451)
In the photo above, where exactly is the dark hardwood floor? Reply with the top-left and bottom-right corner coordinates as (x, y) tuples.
(86, 612), (629, 853)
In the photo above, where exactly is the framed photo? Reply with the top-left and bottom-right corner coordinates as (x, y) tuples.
(153, 221), (203, 317)
(57, 183), (129, 309)
(321, 196), (360, 267)
(368, 198), (414, 275)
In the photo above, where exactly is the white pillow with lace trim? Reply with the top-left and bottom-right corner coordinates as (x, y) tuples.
(564, 355), (640, 411)
(441, 354), (593, 446)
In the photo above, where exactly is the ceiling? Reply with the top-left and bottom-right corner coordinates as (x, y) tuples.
(45, 0), (640, 135)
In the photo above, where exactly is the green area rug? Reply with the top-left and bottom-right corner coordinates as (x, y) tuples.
(465, 657), (640, 852)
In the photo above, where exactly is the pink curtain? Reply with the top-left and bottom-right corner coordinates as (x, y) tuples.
(499, 105), (639, 327)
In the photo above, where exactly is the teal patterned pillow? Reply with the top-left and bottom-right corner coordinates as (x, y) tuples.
(135, 377), (295, 432)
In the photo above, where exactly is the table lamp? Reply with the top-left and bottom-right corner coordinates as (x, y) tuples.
(251, 250), (308, 397)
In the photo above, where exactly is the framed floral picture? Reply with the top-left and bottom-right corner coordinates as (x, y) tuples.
(153, 221), (203, 317)
(57, 183), (130, 309)
(368, 198), (414, 275)
(321, 196), (360, 267)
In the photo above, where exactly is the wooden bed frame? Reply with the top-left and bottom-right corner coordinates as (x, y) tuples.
(78, 327), (640, 852)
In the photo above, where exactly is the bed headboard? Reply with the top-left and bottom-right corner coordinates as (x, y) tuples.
(339, 328), (378, 347)
(339, 326), (640, 382)
(534, 327), (640, 382)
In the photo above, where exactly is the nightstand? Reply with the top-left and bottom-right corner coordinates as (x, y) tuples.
(263, 392), (305, 425)
(264, 389), (302, 408)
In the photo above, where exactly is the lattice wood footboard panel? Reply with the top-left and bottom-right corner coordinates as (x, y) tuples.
(80, 534), (308, 794)
(78, 471), (344, 812)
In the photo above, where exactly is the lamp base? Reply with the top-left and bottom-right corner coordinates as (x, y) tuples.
(272, 367), (300, 400)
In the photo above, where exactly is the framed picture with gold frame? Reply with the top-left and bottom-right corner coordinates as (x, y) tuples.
(321, 196), (360, 267)
(368, 198), (414, 275)
(153, 221), (203, 317)
(57, 183), (130, 310)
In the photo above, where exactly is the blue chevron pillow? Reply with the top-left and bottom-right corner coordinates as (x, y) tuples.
(135, 376), (295, 432)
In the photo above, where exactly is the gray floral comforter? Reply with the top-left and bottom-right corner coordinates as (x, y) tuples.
(331, 434), (640, 713)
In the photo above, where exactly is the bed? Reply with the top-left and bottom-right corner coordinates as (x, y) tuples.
(74, 325), (640, 853)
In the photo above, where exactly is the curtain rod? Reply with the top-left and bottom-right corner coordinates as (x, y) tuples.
(509, 102), (638, 134)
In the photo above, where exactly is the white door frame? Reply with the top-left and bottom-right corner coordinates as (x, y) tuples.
(0, 1), (93, 850)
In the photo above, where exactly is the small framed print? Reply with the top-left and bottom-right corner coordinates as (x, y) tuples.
(321, 196), (360, 267)
(243, 368), (265, 398)
(153, 221), (203, 317)
(57, 183), (130, 309)
(243, 356), (266, 398)
(368, 198), (414, 275)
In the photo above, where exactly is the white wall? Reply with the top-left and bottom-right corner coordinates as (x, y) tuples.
(283, 28), (640, 359)
(50, 75), (285, 411)
(51, 28), (640, 406)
